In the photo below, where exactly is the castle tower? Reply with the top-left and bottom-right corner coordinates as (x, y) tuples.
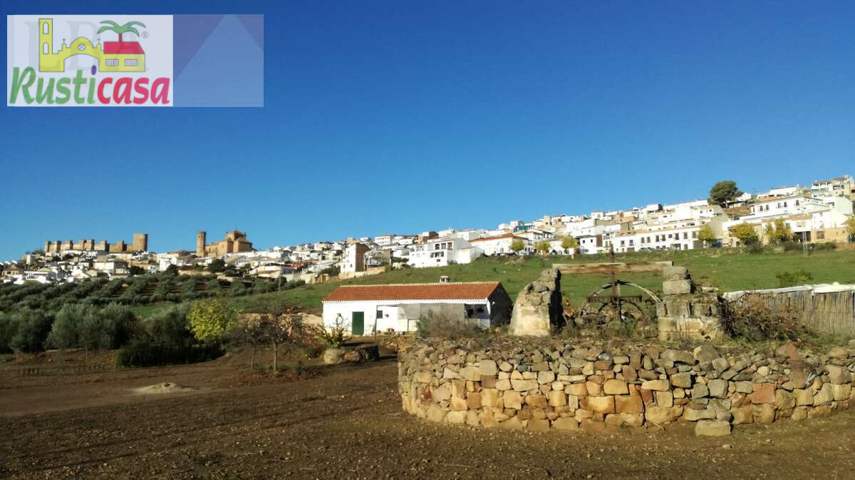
(196, 231), (206, 257)
(44, 241), (50, 253)
(133, 233), (148, 252)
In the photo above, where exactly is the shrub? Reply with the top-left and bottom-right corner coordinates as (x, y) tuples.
(721, 295), (804, 342)
(309, 314), (350, 348)
(745, 243), (765, 255)
(145, 306), (191, 346)
(814, 242), (837, 251)
(776, 269), (813, 288)
(117, 338), (223, 367)
(416, 311), (484, 340)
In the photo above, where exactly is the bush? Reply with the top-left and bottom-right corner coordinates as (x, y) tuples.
(745, 243), (765, 255)
(416, 311), (484, 340)
(145, 306), (192, 346)
(309, 314), (350, 348)
(721, 295), (804, 342)
(781, 241), (803, 252)
(814, 242), (837, 251)
(117, 338), (223, 367)
(776, 269), (813, 288)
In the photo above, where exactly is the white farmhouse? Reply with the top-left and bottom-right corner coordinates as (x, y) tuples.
(322, 281), (513, 335)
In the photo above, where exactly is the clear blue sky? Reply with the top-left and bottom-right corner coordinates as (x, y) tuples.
(2, 1), (854, 260)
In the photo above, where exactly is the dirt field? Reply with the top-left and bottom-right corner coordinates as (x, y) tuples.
(2, 353), (855, 480)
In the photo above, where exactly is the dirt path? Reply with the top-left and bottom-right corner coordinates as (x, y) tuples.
(1, 360), (854, 479)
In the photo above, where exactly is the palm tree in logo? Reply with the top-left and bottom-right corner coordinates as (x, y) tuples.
(97, 20), (147, 42)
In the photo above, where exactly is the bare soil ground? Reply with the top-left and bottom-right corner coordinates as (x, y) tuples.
(2, 352), (855, 480)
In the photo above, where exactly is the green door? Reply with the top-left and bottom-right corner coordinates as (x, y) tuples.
(352, 312), (364, 335)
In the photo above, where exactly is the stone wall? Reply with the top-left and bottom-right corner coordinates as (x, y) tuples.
(508, 269), (562, 337)
(398, 339), (855, 436)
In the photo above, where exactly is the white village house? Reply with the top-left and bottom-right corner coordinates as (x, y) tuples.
(321, 281), (513, 335)
(407, 237), (482, 268)
(469, 233), (533, 256)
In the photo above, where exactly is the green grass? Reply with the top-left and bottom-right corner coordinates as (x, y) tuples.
(132, 247), (855, 318)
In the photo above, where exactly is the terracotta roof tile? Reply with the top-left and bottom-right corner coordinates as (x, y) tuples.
(323, 282), (501, 302)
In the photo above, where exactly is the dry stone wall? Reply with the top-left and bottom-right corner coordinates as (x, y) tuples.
(398, 339), (855, 436)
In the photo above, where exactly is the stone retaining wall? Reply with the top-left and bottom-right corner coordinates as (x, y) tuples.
(398, 339), (855, 436)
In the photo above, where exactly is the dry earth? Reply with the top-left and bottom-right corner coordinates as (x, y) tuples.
(1, 354), (855, 480)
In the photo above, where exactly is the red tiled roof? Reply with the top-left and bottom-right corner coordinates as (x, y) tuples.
(104, 42), (145, 54)
(323, 282), (501, 302)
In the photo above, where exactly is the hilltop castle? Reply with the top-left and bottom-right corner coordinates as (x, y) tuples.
(196, 230), (253, 257)
(44, 233), (147, 254)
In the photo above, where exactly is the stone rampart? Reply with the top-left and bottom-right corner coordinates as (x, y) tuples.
(398, 339), (855, 435)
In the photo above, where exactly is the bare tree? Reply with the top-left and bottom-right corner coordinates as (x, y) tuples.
(237, 309), (305, 374)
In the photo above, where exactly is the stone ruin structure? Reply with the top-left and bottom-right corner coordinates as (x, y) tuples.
(398, 263), (855, 436)
(398, 339), (855, 436)
(508, 268), (562, 337)
(657, 266), (724, 341)
(506, 264), (726, 341)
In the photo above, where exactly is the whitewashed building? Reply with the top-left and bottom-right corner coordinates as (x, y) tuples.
(322, 281), (513, 335)
(407, 237), (482, 268)
(469, 233), (533, 256)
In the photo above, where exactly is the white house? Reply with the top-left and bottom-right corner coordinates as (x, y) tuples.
(723, 196), (853, 245)
(576, 234), (604, 255)
(341, 243), (370, 273)
(374, 234), (394, 247)
(407, 237), (482, 268)
(758, 185), (806, 199)
(322, 281), (513, 335)
(812, 175), (855, 199)
(469, 233), (533, 256)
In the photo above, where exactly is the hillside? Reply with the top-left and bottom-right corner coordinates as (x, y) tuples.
(176, 247), (855, 316)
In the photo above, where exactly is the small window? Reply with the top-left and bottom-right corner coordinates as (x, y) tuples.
(43, 22), (49, 34)
(125, 59), (138, 66)
(43, 42), (49, 54)
(106, 59), (118, 66)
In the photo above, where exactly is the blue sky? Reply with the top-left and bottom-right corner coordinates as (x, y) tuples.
(2, 1), (854, 260)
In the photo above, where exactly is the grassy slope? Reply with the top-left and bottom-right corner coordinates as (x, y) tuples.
(133, 248), (855, 318)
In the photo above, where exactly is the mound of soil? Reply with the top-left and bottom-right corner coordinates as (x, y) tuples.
(132, 382), (195, 395)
